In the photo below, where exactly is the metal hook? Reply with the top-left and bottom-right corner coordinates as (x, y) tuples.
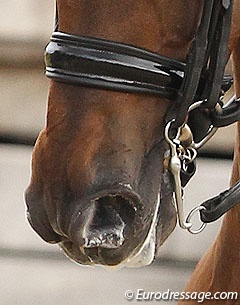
(188, 100), (219, 150)
(165, 120), (192, 230)
(186, 206), (207, 234)
(191, 126), (218, 150)
(165, 120), (208, 234)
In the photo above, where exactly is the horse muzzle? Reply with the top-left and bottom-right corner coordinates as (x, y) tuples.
(60, 186), (154, 267)
(26, 139), (177, 268)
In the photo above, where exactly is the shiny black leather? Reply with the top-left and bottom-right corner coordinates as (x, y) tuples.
(45, 32), (185, 99)
(200, 181), (240, 223)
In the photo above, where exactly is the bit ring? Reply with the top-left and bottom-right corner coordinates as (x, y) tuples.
(186, 205), (207, 234)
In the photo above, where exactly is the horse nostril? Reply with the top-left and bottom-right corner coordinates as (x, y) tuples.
(82, 194), (137, 249)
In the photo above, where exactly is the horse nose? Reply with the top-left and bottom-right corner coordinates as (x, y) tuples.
(82, 191), (141, 249)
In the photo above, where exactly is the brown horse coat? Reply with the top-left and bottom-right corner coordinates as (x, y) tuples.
(26, 0), (240, 282)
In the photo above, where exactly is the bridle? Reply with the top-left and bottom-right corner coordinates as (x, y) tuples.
(45, 0), (240, 234)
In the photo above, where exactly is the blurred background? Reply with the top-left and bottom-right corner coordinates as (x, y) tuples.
(0, 1), (237, 304)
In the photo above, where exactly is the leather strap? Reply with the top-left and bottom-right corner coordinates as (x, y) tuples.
(211, 97), (240, 127)
(45, 32), (185, 99)
(167, 0), (233, 132)
(188, 96), (240, 142)
(180, 161), (196, 188)
(200, 181), (240, 223)
(166, 0), (215, 130)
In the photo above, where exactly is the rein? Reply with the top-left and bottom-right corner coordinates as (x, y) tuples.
(45, 0), (240, 234)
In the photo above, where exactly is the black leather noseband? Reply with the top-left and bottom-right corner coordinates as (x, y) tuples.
(45, 32), (185, 100)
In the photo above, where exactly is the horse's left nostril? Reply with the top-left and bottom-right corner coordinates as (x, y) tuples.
(82, 194), (137, 249)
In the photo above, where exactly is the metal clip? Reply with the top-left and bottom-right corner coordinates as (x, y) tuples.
(165, 119), (207, 234)
(185, 205), (207, 234)
(188, 100), (218, 150)
(191, 126), (218, 150)
(165, 120), (192, 230)
(222, 0), (231, 10)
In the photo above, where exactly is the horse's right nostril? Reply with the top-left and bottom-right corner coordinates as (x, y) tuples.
(82, 194), (137, 249)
